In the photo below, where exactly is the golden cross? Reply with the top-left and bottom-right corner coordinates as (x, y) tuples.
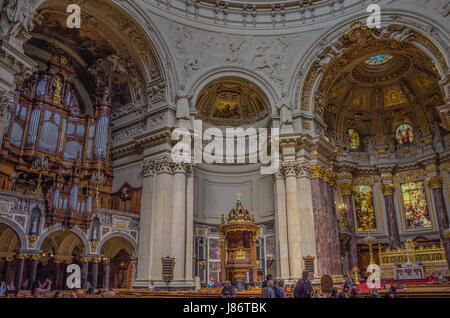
(235, 191), (243, 201)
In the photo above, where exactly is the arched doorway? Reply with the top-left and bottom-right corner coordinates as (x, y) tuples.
(0, 223), (22, 285)
(38, 230), (85, 289)
(100, 236), (135, 289)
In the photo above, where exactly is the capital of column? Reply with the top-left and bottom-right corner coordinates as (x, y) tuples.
(381, 184), (395, 196)
(310, 163), (327, 180)
(429, 176), (443, 189)
(173, 162), (187, 174)
(425, 164), (439, 177)
(142, 159), (156, 177)
(340, 183), (353, 196)
(282, 162), (297, 177)
(0, 89), (15, 118)
(143, 156), (179, 176)
(80, 257), (91, 263)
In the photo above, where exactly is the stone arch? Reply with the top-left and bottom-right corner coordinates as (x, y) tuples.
(30, 0), (178, 103)
(292, 13), (449, 116)
(98, 232), (137, 258)
(0, 218), (27, 250)
(35, 223), (90, 253)
(187, 65), (281, 118)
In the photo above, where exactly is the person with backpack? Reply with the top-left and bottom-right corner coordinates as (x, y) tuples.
(293, 271), (313, 298)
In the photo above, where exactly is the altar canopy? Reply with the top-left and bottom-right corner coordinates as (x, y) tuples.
(218, 192), (259, 284)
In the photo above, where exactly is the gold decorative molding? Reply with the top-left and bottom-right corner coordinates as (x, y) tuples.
(341, 183), (353, 196)
(382, 184), (395, 196)
(310, 163), (337, 186)
(353, 175), (377, 185)
(27, 235), (38, 247)
(89, 241), (99, 253)
(80, 257), (91, 263)
(393, 170), (425, 183)
(425, 164), (438, 174)
(430, 176), (443, 189)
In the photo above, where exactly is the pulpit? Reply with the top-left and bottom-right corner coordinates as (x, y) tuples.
(218, 192), (259, 284)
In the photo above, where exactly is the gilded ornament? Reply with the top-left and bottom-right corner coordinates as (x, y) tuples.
(341, 183), (353, 196)
(430, 176), (443, 189)
(28, 234), (38, 247)
(382, 184), (395, 196)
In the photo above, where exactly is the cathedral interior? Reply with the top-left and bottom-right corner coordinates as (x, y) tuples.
(0, 0), (449, 298)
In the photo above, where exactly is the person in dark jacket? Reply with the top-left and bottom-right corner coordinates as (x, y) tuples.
(220, 281), (236, 298)
(293, 271), (313, 298)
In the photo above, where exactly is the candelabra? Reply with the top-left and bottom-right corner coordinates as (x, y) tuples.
(364, 234), (376, 265)
(31, 156), (50, 198)
(90, 171), (106, 209)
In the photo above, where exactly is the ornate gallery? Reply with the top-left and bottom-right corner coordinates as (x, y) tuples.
(0, 0), (449, 295)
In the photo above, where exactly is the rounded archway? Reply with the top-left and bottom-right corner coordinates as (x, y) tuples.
(100, 236), (136, 289)
(37, 230), (85, 289)
(0, 223), (22, 283)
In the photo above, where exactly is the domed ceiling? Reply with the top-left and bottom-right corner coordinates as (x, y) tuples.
(323, 48), (445, 154)
(196, 77), (270, 126)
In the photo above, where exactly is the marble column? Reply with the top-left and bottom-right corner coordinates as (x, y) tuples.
(341, 183), (358, 271)
(91, 260), (99, 289)
(311, 165), (343, 279)
(430, 176), (450, 269)
(131, 260), (137, 286)
(324, 177), (344, 277)
(54, 261), (61, 290)
(284, 163), (303, 280)
(220, 233), (226, 282)
(3, 257), (11, 282)
(28, 257), (38, 287)
(252, 236), (257, 283)
(382, 184), (401, 250)
(274, 171), (290, 280)
(14, 255), (25, 289)
(103, 262), (110, 289)
(81, 258), (89, 289)
(134, 162), (155, 287)
(296, 163), (317, 271)
(171, 163), (186, 282)
(150, 161), (173, 282)
(185, 170), (194, 283)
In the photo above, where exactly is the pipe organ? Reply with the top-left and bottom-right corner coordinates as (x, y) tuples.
(0, 55), (113, 230)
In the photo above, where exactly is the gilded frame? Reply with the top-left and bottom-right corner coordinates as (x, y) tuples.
(394, 170), (436, 233)
(351, 176), (384, 235)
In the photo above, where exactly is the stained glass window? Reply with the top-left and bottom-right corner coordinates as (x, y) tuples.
(353, 185), (377, 231)
(348, 129), (360, 150)
(395, 123), (414, 145)
(400, 181), (432, 230)
(365, 54), (393, 66)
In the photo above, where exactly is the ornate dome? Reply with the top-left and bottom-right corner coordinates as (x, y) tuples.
(322, 46), (444, 154)
(226, 197), (254, 223)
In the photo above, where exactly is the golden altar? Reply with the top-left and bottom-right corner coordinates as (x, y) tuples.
(218, 192), (259, 284)
(378, 239), (449, 278)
